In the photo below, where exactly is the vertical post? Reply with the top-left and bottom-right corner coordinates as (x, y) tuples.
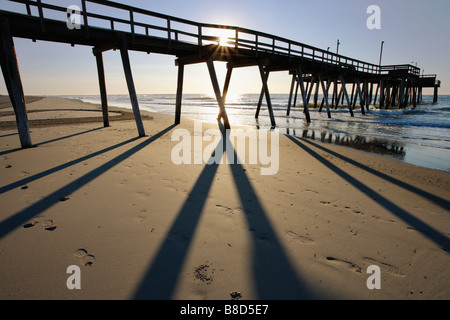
(174, 62), (184, 124)
(306, 76), (315, 107)
(373, 82), (379, 107)
(81, 0), (88, 38)
(433, 86), (438, 103)
(339, 74), (354, 117)
(94, 50), (109, 127)
(350, 82), (355, 108)
(36, 0), (46, 32)
(399, 78), (405, 108)
(355, 78), (366, 115)
(318, 73), (331, 118)
(385, 82), (391, 108)
(118, 35), (145, 137)
(331, 79), (337, 109)
(296, 64), (311, 123)
(292, 81), (299, 111)
(258, 61), (276, 126)
(379, 80), (384, 109)
(286, 72), (296, 116)
(313, 77), (319, 108)
(255, 70), (270, 119)
(336, 83), (343, 108)
(364, 80), (369, 110)
(222, 66), (233, 104)
(412, 81), (417, 109)
(0, 17), (32, 148)
(218, 65), (233, 120)
(198, 25), (202, 56)
(206, 58), (230, 130)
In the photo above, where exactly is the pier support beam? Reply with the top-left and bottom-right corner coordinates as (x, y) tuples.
(206, 58), (231, 130)
(433, 86), (438, 103)
(257, 61), (276, 127)
(412, 81), (417, 109)
(174, 62), (184, 124)
(318, 73), (331, 118)
(296, 65), (311, 123)
(355, 78), (366, 115)
(313, 76), (319, 108)
(339, 74), (354, 117)
(379, 80), (384, 109)
(118, 35), (146, 137)
(399, 78), (406, 108)
(0, 17), (32, 148)
(217, 65), (233, 121)
(93, 50), (109, 127)
(286, 72), (296, 116)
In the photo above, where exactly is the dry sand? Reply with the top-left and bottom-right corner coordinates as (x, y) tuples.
(0, 96), (449, 300)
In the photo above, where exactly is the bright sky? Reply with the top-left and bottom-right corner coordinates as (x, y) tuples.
(1, 0), (449, 96)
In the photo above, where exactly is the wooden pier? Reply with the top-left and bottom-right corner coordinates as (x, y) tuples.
(0, 0), (441, 148)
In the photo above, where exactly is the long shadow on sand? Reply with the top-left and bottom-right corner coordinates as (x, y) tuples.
(133, 125), (315, 299)
(132, 136), (222, 299)
(300, 137), (450, 211)
(0, 127), (104, 157)
(226, 130), (314, 299)
(0, 124), (176, 240)
(286, 135), (450, 253)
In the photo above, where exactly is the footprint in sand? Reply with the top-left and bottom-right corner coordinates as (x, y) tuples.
(23, 216), (57, 231)
(363, 257), (406, 277)
(74, 248), (95, 267)
(326, 256), (362, 273)
(194, 263), (214, 285)
(286, 231), (314, 244)
(215, 204), (235, 215)
(42, 219), (57, 231)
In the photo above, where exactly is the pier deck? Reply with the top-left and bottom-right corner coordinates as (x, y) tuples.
(0, 0), (441, 147)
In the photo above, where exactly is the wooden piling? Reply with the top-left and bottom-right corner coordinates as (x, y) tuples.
(433, 86), (438, 103)
(355, 78), (366, 115)
(296, 65), (311, 123)
(256, 70), (270, 119)
(318, 73), (331, 118)
(218, 65), (233, 120)
(286, 72), (296, 116)
(94, 50), (109, 127)
(118, 34), (146, 137)
(0, 17), (32, 148)
(339, 74), (354, 117)
(175, 62), (184, 124)
(206, 58), (231, 130)
(379, 80), (384, 109)
(257, 61), (276, 126)
(313, 77), (319, 108)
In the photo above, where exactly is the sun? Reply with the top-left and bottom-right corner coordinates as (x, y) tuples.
(219, 36), (230, 46)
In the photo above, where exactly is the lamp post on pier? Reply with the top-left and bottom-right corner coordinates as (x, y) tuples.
(379, 40), (384, 66)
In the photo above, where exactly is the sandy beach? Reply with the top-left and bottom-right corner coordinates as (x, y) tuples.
(0, 96), (449, 300)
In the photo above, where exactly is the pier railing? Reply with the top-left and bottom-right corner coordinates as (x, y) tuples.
(9, 0), (419, 77)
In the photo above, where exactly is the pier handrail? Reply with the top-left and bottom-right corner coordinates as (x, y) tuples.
(8, 0), (419, 76)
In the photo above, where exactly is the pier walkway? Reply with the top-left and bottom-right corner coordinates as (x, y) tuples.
(0, 0), (441, 147)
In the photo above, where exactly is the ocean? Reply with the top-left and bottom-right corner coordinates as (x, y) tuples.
(65, 93), (450, 172)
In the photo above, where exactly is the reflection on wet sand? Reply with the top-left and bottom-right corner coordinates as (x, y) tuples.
(286, 128), (406, 159)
